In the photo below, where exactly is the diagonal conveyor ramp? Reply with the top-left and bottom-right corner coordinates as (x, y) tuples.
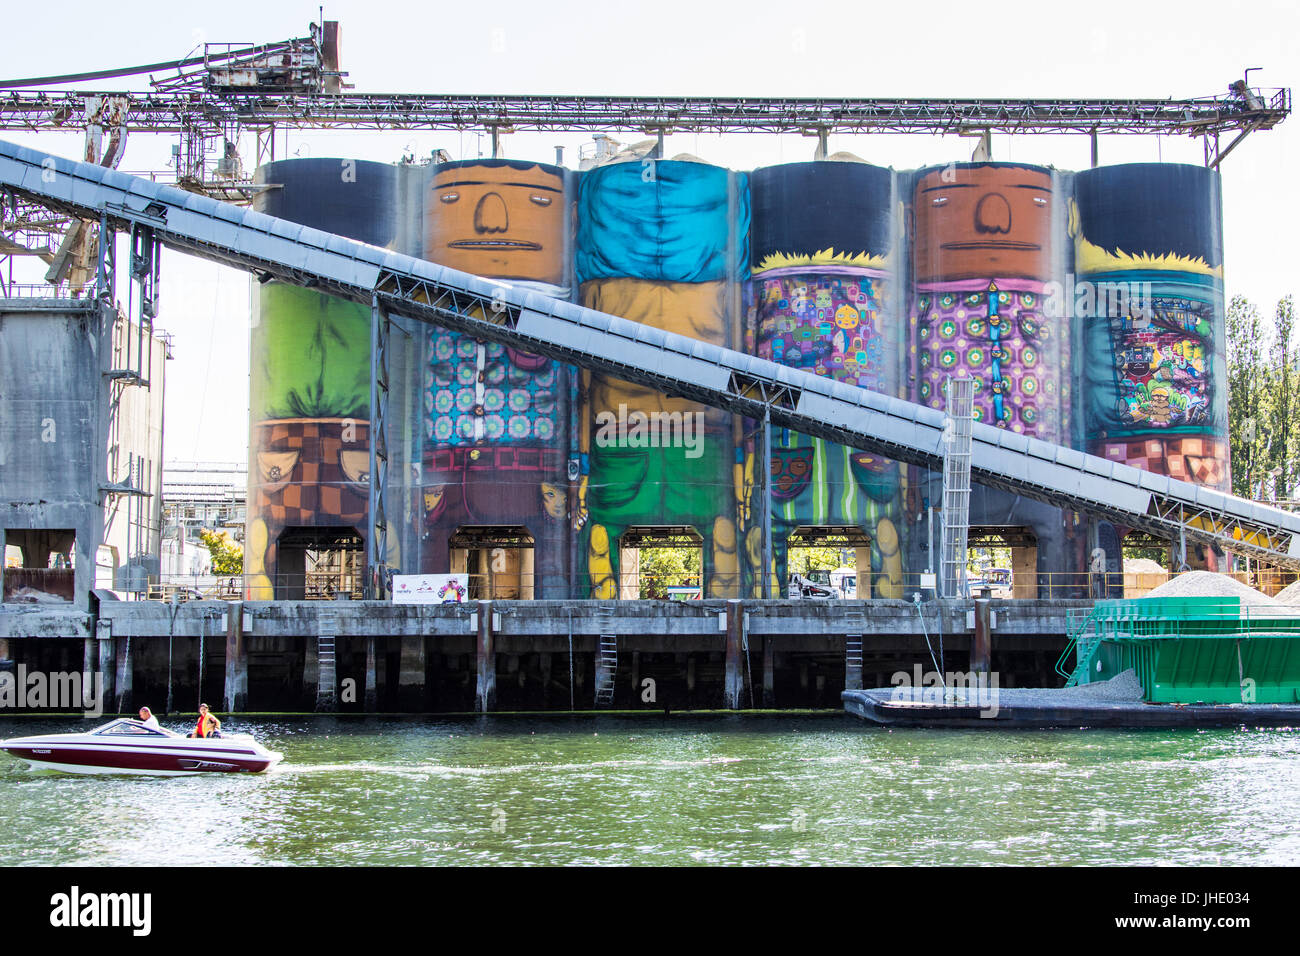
(4, 138), (1299, 569)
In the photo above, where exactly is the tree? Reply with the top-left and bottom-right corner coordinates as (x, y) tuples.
(1270, 295), (1297, 498)
(1226, 293), (1299, 501)
(199, 529), (243, 576)
(638, 546), (701, 599)
(1227, 295), (1268, 498)
(787, 546), (842, 576)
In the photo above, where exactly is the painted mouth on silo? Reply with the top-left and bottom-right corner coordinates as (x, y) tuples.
(448, 240), (542, 250)
(941, 241), (1041, 250)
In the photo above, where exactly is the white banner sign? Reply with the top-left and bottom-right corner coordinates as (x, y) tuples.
(392, 574), (469, 604)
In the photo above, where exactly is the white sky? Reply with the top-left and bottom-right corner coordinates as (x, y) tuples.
(3, 0), (1297, 464)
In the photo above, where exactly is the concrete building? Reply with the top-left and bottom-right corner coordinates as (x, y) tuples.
(0, 296), (168, 610)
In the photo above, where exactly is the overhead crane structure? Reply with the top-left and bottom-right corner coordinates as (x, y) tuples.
(4, 139), (1300, 599)
(0, 19), (1290, 291)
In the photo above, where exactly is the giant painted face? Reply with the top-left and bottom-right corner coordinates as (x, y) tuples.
(914, 165), (1052, 281)
(771, 447), (815, 501)
(426, 162), (566, 284)
(252, 420), (370, 527)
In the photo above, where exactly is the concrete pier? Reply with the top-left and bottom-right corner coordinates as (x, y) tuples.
(397, 636), (426, 711)
(971, 599), (993, 676)
(763, 639), (776, 707)
(364, 636), (378, 711)
(724, 600), (744, 709)
(114, 635), (133, 713)
(475, 601), (495, 713)
(0, 597), (1084, 713)
(223, 603), (248, 713)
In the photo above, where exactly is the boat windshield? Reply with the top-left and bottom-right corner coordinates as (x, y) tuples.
(91, 719), (178, 738)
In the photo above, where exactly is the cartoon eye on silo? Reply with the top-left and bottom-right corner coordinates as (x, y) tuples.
(529, 194), (553, 206)
(439, 192), (460, 204)
(340, 450), (370, 487)
(931, 196), (949, 206)
(1032, 196), (1047, 206)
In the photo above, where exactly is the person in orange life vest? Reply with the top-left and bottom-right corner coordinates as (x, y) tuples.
(188, 703), (222, 739)
(137, 707), (160, 730)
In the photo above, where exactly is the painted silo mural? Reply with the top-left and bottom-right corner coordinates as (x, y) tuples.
(748, 160), (904, 598)
(577, 157), (750, 598)
(247, 158), (400, 599)
(907, 162), (1074, 593)
(910, 162), (1067, 440)
(1074, 163), (1228, 571)
(1074, 164), (1226, 485)
(241, 145), (1236, 599)
(419, 159), (577, 598)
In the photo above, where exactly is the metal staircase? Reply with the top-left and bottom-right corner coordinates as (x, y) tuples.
(1056, 606), (1101, 687)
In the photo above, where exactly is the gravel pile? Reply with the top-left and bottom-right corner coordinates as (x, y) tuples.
(1123, 558), (1167, 575)
(868, 670), (1146, 707)
(1141, 570), (1280, 607)
(1275, 580), (1300, 605)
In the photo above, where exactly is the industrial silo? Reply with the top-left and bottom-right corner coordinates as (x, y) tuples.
(748, 158), (905, 598)
(1074, 163), (1228, 571)
(247, 158), (400, 599)
(907, 162), (1074, 595)
(419, 158), (577, 599)
(576, 153), (750, 599)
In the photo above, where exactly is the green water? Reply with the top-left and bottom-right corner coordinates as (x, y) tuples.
(2, 715), (1298, 866)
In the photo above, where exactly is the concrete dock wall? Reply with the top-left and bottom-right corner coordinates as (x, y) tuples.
(0, 598), (1083, 714)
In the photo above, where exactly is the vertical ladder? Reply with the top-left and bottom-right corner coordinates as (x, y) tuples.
(316, 607), (338, 712)
(844, 607), (866, 691)
(595, 604), (617, 706)
(941, 376), (975, 599)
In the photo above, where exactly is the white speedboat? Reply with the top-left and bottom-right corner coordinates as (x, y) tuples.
(0, 718), (284, 776)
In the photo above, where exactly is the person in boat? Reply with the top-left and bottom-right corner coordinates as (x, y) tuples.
(188, 703), (222, 739)
(136, 706), (160, 730)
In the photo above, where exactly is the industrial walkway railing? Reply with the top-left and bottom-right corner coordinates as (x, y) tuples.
(4, 137), (1300, 575)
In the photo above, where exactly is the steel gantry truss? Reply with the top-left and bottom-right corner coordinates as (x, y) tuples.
(0, 88), (1289, 138)
(0, 18), (1290, 294)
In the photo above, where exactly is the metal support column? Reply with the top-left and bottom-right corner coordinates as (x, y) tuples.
(128, 222), (159, 386)
(95, 210), (115, 305)
(367, 293), (391, 599)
